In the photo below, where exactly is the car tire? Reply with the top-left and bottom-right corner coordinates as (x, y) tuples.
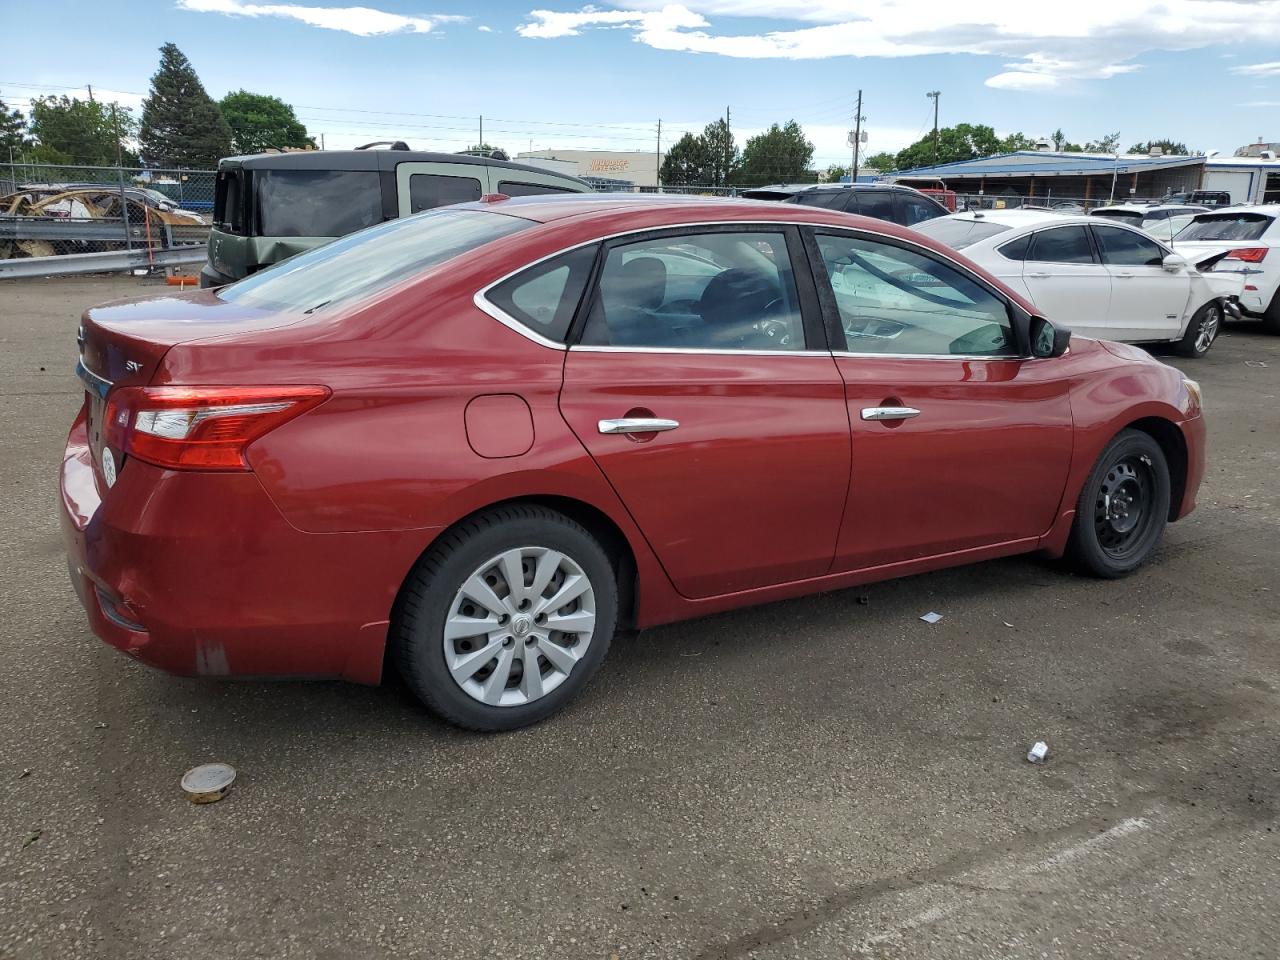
(1066, 429), (1171, 579)
(1174, 301), (1221, 357)
(1262, 289), (1280, 336)
(392, 505), (618, 732)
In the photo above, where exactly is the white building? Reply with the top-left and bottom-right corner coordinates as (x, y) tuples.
(516, 150), (659, 189)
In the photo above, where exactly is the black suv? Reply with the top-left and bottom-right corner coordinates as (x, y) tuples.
(740, 183), (948, 227)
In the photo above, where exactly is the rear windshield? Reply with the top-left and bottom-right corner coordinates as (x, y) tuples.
(255, 169), (382, 237)
(1176, 212), (1274, 241)
(218, 208), (531, 313)
(911, 218), (1012, 249)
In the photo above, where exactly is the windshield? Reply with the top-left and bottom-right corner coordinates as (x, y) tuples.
(1176, 212), (1274, 241)
(218, 208), (532, 313)
(911, 218), (1012, 249)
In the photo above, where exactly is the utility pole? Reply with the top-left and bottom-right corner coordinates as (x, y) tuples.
(86, 84), (94, 102)
(479, 115), (483, 149)
(927, 90), (941, 162)
(852, 90), (863, 182)
(320, 133), (325, 150)
(724, 105), (731, 189)
(655, 118), (662, 191)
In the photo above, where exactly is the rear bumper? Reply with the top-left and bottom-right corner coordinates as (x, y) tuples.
(198, 262), (235, 289)
(59, 406), (430, 683)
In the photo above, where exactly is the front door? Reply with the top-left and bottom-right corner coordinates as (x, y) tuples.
(1091, 224), (1190, 340)
(1021, 224), (1112, 338)
(558, 226), (852, 599)
(807, 228), (1074, 570)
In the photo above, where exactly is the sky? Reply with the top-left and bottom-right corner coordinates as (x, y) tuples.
(2, 0), (1279, 168)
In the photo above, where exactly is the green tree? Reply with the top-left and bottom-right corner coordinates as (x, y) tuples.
(660, 132), (710, 186)
(0, 96), (29, 158)
(999, 131), (1037, 152)
(701, 118), (739, 187)
(1083, 131), (1121, 153)
(824, 163), (850, 182)
(863, 151), (897, 172)
(219, 90), (312, 155)
(1127, 138), (1189, 155)
(139, 43), (233, 167)
(27, 96), (136, 165)
(894, 123), (1004, 170)
(735, 120), (813, 187)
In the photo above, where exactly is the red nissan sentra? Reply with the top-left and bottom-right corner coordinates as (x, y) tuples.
(61, 194), (1205, 730)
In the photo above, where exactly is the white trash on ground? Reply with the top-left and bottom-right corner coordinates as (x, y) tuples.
(181, 763), (237, 804)
(1027, 741), (1049, 763)
(920, 612), (943, 624)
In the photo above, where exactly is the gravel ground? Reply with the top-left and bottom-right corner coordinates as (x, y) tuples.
(1, 276), (1277, 960)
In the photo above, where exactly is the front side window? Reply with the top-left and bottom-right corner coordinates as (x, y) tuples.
(581, 231), (805, 351)
(1028, 226), (1096, 264)
(409, 173), (482, 213)
(815, 232), (1015, 357)
(219, 209), (531, 313)
(1092, 225), (1166, 266)
(486, 245), (598, 342)
(255, 169), (382, 237)
(497, 181), (573, 197)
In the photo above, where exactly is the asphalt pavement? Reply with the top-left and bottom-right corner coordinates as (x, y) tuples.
(1, 276), (1277, 959)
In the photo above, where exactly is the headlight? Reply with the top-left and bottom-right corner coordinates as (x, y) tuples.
(1183, 378), (1203, 412)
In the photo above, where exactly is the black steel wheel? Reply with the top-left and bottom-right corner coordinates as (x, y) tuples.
(1067, 429), (1171, 578)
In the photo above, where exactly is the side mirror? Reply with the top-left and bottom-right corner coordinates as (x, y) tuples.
(1030, 315), (1071, 358)
(1162, 252), (1188, 272)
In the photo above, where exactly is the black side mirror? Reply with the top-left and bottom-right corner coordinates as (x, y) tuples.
(1030, 315), (1071, 358)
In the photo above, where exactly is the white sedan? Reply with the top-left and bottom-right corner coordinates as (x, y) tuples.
(913, 210), (1234, 357)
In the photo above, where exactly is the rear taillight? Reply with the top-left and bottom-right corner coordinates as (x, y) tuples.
(104, 385), (329, 471)
(1225, 247), (1268, 263)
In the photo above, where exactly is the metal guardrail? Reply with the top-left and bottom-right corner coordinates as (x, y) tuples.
(0, 245), (207, 280)
(0, 216), (211, 243)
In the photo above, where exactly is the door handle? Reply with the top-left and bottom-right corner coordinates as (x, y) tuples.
(860, 406), (921, 422)
(598, 417), (680, 435)
(1027, 271), (1051, 279)
(1114, 271), (1135, 278)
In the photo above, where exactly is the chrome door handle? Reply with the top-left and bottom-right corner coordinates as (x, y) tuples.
(861, 406), (921, 422)
(598, 417), (680, 435)
(1027, 271), (1051, 279)
(1114, 271), (1135, 278)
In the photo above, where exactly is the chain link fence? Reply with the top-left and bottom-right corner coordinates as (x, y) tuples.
(1, 163), (213, 262)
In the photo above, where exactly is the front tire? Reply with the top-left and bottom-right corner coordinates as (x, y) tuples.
(1175, 301), (1220, 357)
(392, 505), (618, 731)
(1066, 429), (1171, 578)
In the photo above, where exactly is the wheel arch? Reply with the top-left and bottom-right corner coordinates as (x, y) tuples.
(1123, 416), (1188, 521)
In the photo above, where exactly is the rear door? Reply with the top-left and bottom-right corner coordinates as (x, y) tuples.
(807, 228), (1073, 569)
(1091, 224), (1189, 340)
(557, 225), (852, 598)
(1021, 224), (1112, 337)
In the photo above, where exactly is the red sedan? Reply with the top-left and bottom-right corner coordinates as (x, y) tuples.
(61, 195), (1205, 730)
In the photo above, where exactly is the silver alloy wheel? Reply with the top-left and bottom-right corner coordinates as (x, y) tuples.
(442, 547), (596, 707)
(1196, 305), (1221, 354)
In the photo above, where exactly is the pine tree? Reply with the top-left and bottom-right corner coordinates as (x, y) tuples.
(139, 43), (233, 167)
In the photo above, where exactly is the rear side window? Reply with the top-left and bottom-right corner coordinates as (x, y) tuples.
(997, 234), (1032, 260)
(497, 181), (573, 197)
(1028, 226), (1096, 264)
(1176, 213), (1274, 241)
(255, 170), (382, 238)
(792, 191), (848, 210)
(409, 174), (482, 213)
(214, 170), (244, 234)
(1092, 225), (1166, 266)
(486, 245), (598, 343)
(852, 191), (895, 222)
(218, 209), (531, 313)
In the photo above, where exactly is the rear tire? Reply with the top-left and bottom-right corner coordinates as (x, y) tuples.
(1262, 289), (1280, 335)
(1174, 301), (1220, 357)
(1066, 429), (1171, 579)
(392, 505), (618, 732)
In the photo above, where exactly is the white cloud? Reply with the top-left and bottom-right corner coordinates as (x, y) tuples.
(1243, 100), (1280, 107)
(1231, 61), (1280, 77)
(478, 24), (494, 32)
(177, 0), (466, 36)
(518, 1), (1280, 90)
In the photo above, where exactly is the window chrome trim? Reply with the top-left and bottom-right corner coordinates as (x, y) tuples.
(831, 351), (1022, 361)
(569, 345), (832, 357)
(76, 358), (112, 398)
(473, 218), (1025, 355)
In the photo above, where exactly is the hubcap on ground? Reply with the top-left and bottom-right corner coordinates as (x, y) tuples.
(1094, 456), (1154, 556)
(1196, 306), (1220, 353)
(443, 547), (596, 707)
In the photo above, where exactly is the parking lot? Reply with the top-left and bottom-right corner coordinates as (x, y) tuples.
(1, 275), (1277, 959)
